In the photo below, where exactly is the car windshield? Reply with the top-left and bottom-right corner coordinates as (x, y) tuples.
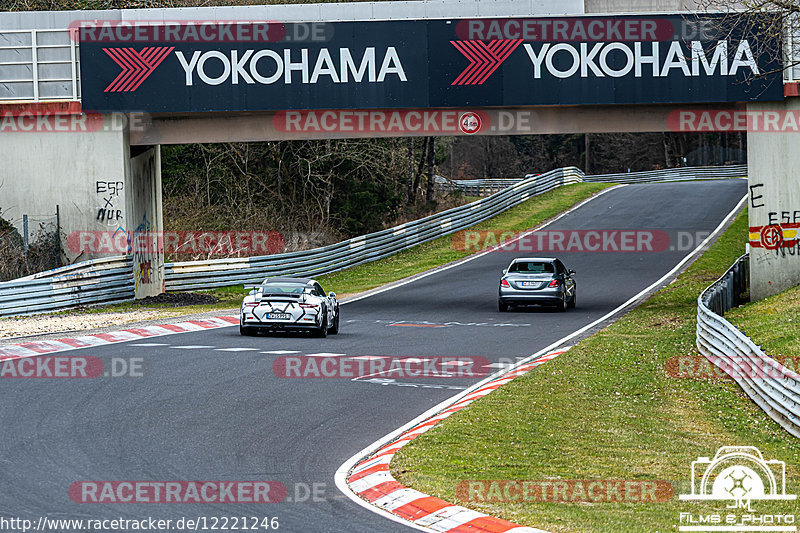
(260, 283), (307, 294)
(509, 261), (554, 274)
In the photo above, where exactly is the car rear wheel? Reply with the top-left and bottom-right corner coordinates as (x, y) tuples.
(328, 308), (340, 334)
(557, 294), (568, 312)
(498, 300), (508, 312)
(568, 292), (577, 309)
(240, 324), (256, 336)
(315, 307), (328, 338)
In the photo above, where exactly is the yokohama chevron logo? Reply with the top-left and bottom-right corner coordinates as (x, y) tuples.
(450, 39), (522, 85)
(102, 47), (174, 92)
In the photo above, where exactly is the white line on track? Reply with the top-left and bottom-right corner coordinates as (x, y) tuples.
(129, 343), (170, 347)
(215, 348), (260, 352)
(335, 190), (749, 532)
(259, 350), (300, 354)
(170, 345), (215, 350)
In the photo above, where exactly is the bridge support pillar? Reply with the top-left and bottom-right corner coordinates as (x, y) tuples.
(127, 145), (165, 299)
(747, 98), (800, 300)
(0, 111), (164, 298)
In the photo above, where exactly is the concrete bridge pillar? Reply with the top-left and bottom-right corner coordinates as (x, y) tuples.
(746, 97), (800, 300)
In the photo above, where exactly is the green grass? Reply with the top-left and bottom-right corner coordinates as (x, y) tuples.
(391, 209), (800, 533)
(726, 284), (800, 363)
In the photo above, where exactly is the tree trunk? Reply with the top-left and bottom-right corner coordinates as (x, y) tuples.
(425, 136), (436, 202)
(406, 137), (415, 204)
(584, 133), (591, 174)
(411, 138), (428, 204)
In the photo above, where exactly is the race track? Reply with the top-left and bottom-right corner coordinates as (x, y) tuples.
(0, 180), (746, 533)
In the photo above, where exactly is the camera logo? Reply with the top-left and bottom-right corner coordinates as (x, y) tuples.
(680, 446), (795, 506)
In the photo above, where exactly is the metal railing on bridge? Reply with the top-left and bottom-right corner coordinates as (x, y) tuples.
(0, 28), (79, 103)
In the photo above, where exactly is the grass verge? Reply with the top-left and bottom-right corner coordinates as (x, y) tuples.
(391, 209), (800, 533)
(726, 283), (800, 362)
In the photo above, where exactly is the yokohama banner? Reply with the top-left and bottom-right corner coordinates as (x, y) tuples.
(78, 14), (783, 113)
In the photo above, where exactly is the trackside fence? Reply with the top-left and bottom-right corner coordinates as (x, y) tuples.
(0, 164), (746, 317)
(0, 256), (134, 317)
(696, 254), (800, 437)
(437, 164), (747, 195)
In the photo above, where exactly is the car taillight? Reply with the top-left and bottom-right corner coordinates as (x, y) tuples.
(500, 279), (510, 287)
(300, 303), (318, 308)
(244, 302), (259, 307)
(548, 279), (561, 287)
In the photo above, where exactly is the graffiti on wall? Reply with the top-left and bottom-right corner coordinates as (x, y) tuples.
(96, 181), (124, 225)
(131, 212), (155, 290)
(748, 183), (800, 258)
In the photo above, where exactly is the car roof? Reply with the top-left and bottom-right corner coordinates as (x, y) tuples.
(262, 277), (315, 285)
(510, 257), (557, 263)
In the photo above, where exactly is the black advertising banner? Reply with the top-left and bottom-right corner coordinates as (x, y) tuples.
(77, 14), (784, 113)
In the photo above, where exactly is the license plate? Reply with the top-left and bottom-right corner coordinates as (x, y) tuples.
(266, 313), (291, 320)
(519, 281), (537, 287)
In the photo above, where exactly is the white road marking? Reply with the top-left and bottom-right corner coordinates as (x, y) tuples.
(259, 350), (300, 354)
(129, 343), (170, 347)
(485, 362), (514, 368)
(215, 348), (259, 352)
(170, 345), (215, 349)
(348, 356), (387, 361)
(305, 352), (346, 357)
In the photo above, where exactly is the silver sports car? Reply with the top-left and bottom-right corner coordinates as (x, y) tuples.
(498, 257), (576, 312)
(240, 277), (339, 337)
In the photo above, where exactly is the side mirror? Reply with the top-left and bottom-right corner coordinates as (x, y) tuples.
(502, 269), (508, 275)
(248, 289), (257, 296)
(568, 269), (576, 275)
(329, 291), (337, 299)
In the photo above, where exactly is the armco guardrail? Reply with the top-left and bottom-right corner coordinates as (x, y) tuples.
(438, 165), (747, 195)
(0, 256), (134, 317)
(165, 168), (584, 291)
(583, 164), (747, 184)
(696, 254), (800, 437)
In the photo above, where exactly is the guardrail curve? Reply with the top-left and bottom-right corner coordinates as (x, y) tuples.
(696, 254), (800, 437)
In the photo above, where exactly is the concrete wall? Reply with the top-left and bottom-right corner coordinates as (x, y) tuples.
(0, 114), (130, 263)
(747, 98), (800, 300)
(0, 113), (165, 298)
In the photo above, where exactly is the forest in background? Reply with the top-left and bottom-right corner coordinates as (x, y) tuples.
(160, 132), (746, 249)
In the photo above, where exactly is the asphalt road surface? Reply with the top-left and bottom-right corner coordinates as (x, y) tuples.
(0, 180), (746, 533)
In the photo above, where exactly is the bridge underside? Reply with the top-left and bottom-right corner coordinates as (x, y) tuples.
(131, 103), (742, 145)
